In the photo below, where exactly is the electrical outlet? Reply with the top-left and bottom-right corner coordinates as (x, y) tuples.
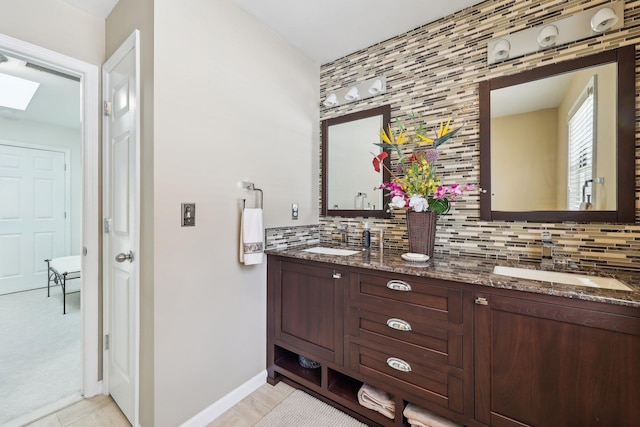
(292, 203), (299, 220)
(182, 203), (195, 226)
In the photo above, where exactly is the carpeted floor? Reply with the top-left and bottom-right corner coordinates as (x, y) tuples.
(0, 285), (82, 425)
(255, 390), (367, 427)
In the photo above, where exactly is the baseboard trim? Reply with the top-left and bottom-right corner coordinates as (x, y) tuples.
(180, 370), (267, 427)
(84, 379), (103, 398)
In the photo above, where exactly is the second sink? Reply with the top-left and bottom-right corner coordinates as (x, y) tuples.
(302, 247), (361, 256)
(493, 266), (632, 291)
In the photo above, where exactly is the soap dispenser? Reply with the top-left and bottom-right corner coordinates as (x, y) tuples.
(362, 222), (371, 249)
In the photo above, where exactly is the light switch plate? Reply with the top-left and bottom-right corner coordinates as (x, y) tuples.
(182, 203), (195, 226)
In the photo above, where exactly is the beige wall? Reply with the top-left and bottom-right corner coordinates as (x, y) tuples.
(105, 0), (155, 425)
(491, 109), (558, 210)
(0, 0), (104, 65)
(152, 1), (318, 424)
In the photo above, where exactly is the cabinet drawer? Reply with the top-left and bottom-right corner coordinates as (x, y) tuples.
(349, 342), (464, 414)
(349, 308), (463, 368)
(352, 273), (463, 325)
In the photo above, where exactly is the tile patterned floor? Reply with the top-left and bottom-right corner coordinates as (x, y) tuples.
(23, 382), (295, 427)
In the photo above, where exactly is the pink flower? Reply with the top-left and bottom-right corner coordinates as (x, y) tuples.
(433, 186), (447, 199)
(433, 183), (475, 201)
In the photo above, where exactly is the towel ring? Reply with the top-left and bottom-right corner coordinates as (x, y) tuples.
(242, 182), (263, 209)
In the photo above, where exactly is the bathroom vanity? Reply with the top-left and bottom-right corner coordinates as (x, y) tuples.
(266, 249), (640, 427)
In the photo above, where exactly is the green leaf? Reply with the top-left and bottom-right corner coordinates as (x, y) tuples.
(428, 198), (450, 215)
(433, 122), (466, 148)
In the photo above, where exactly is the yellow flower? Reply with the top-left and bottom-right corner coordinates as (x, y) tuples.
(380, 124), (408, 145)
(415, 133), (434, 145)
(437, 118), (452, 138)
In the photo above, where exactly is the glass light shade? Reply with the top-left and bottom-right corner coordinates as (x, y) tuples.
(493, 39), (510, 61)
(344, 86), (359, 101)
(591, 7), (619, 33)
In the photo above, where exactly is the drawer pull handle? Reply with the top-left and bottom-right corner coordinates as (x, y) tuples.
(387, 357), (412, 372)
(333, 271), (342, 279)
(475, 297), (488, 306)
(387, 318), (412, 331)
(386, 280), (412, 292)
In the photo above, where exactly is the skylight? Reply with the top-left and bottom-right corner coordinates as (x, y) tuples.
(0, 73), (40, 110)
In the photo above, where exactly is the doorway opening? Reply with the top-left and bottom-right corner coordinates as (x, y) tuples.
(0, 33), (99, 426)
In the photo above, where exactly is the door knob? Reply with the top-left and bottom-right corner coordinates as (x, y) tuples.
(115, 251), (134, 263)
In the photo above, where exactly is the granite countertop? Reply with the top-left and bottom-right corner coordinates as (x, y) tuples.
(266, 245), (640, 308)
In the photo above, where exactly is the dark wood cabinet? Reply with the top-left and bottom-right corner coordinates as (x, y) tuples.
(273, 260), (346, 365)
(267, 255), (640, 427)
(474, 292), (640, 427)
(348, 272), (475, 424)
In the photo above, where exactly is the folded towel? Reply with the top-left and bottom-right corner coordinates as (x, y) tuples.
(239, 208), (264, 265)
(403, 403), (461, 427)
(357, 383), (395, 419)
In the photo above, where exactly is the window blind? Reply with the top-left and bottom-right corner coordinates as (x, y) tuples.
(567, 79), (595, 210)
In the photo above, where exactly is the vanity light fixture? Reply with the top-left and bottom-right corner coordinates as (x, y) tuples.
(487, 0), (623, 65)
(591, 7), (619, 32)
(322, 76), (386, 108)
(344, 86), (359, 101)
(323, 93), (339, 107)
(493, 39), (510, 61)
(368, 78), (384, 95)
(537, 25), (558, 48)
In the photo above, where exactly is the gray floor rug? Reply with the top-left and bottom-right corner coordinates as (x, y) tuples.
(0, 286), (82, 425)
(255, 390), (367, 427)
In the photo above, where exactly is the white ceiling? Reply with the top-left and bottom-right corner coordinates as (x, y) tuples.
(232, 0), (487, 64)
(63, 0), (119, 19)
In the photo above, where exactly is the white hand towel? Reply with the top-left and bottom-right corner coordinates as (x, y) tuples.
(240, 208), (264, 265)
(357, 383), (395, 419)
(403, 403), (461, 427)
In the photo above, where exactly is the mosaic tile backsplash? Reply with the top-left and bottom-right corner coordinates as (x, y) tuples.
(269, 0), (640, 271)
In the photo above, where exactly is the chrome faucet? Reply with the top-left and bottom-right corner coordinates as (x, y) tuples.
(338, 224), (349, 245)
(541, 231), (555, 267)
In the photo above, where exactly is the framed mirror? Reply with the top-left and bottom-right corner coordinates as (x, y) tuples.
(321, 105), (391, 218)
(480, 45), (635, 223)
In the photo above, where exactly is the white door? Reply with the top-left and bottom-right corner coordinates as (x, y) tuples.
(103, 31), (140, 426)
(0, 144), (69, 294)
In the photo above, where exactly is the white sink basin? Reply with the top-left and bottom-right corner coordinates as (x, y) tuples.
(493, 266), (632, 291)
(302, 247), (361, 256)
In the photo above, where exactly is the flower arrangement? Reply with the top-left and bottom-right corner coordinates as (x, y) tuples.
(372, 113), (474, 215)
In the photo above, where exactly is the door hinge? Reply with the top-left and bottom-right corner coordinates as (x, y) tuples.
(105, 334), (110, 350)
(64, 163), (67, 171)
(103, 218), (112, 233)
(104, 101), (112, 116)
(64, 212), (67, 219)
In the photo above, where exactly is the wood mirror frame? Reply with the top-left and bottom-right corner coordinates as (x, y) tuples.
(479, 45), (635, 223)
(321, 105), (391, 218)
